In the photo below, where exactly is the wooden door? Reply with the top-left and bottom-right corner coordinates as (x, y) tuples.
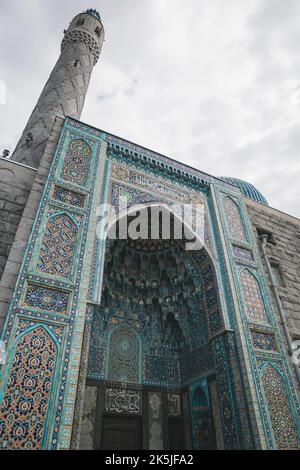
(168, 418), (186, 450)
(102, 415), (143, 450)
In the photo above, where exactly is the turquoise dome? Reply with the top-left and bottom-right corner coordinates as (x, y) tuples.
(220, 177), (269, 205)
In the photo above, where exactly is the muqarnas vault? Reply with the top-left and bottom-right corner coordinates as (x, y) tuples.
(0, 9), (299, 450)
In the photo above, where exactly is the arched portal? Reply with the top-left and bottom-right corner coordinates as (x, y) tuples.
(79, 207), (238, 450)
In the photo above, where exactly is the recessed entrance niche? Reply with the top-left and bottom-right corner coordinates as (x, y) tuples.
(80, 211), (224, 450)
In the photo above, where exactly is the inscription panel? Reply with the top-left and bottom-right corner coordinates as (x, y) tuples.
(105, 388), (142, 415)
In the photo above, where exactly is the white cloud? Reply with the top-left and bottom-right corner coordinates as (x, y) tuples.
(0, 0), (300, 217)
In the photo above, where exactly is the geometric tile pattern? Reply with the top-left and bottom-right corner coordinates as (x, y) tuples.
(189, 379), (215, 450)
(0, 119), (102, 451)
(0, 328), (57, 450)
(251, 331), (277, 351)
(211, 333), (243, 449)
(105, 388), (142, 415)
(53, 186), (85, 208)
(144, 355), (180, 386)
(167, 394), (181, 417)
(107, 326), (140, 384)
(37, 214), (77, 278)
(88, 237), (214, 388)
(223, 196), (246, 242)
(262, 364), (298, 449)
(179, 345), (213, 385)
(61, 139), (91, 186)
(1, 115), (299, 450)
(220, 177), (269, 205)
(240, 270), (267, 322)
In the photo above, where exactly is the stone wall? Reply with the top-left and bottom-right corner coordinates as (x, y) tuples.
(79, 385), (98, 450)
(0, 117), (64, 334)
(246, 198), (300, 395)
(0, 159), (36, 281)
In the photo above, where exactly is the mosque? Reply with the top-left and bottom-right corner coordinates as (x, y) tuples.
(0, 9), (299, 450)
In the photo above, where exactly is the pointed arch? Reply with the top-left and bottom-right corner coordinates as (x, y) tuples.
(105, 203), (226, 334)
(189, 379), (214, 450)
(223, 196), (247, 242)
(192, 385), (209, 408)
(61, 138), (92, 186)
(36, 212), (78, 278)
(240, 268), (268, 323)
(106, 202), (215, 267)
(106, 323), (141, 384)
(260, 362), (298, 449)
(0, 326), (58, 450)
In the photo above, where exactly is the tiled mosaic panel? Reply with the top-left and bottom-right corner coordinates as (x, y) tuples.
(209, 379), (225, 449)
(212, 333), (242, 449)
(110, 181), (211, 244)
(24, 284), (69, 315)
(79, 385), (98, 450)
(37, 214), (77, 278)
(251, 330), (277, 351)
(189, 379), (215, 450)
(227, 331), (254, 448)
(61, 139), (91, 186)
(107, 326), (140, 384)
(223, 196), (246, 242)
(52, 186), (85, 208)
(240, 270), (267, 323)
(0, 328), (57, 450)
(232, 245), (253, 262)
(262, 364), (298, 449)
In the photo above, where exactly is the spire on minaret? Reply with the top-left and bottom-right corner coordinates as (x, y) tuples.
(12, 10), (105, 168)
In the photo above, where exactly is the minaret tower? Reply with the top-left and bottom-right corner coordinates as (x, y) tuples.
(12, 9), (104, 168)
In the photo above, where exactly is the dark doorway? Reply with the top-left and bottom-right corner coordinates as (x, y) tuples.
(168, 418), (186, 450)
(102, 415), (143, 450)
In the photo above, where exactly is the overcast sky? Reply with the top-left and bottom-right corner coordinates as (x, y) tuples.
(1, 0), (300, 217)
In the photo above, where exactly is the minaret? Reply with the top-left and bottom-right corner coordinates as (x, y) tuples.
(12, 9), (105, 168)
